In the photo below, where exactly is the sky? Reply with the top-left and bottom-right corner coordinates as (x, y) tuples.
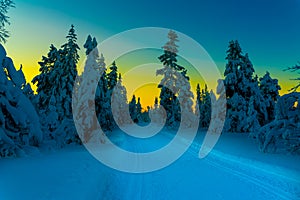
(4, 0), (300, 107)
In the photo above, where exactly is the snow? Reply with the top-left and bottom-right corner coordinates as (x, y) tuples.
(0, 44), (43, 157)
(0, 29), (299, 200)
(251, 92), (300, 153)
(1, 127), (299, 200)
(157, 30), (195, 129)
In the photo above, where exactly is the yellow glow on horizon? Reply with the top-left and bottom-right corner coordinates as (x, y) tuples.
(9, 51), (297, 109)
(129, 84), (160, 110)
(4, 31), (296, 110)
(2, 0), (298, 110)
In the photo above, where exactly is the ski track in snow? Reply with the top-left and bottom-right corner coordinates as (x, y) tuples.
(94, 131), (300, 200)
(166, 132), (300, 200)
(169, 133), (300, 200)
(1, 130), (299, 200)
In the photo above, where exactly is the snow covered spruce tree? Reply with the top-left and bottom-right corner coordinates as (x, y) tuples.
(259, 71), (281, 123)
(32, 45), (59, 111)
(223, 40), (267, 132)
(128, 95), (143, 123)
(195, 83), (212, 128)
(240, 54), (268, 126)
(136, 97), (142, 122)
(75, 36), (103, 143)
(223, 40), (251, 132)
(195, 84), (202, 119)
(94, 52), (112, 131)
(57, 25), (80, 120)
(107, 61), (118, 90)
(157, 30), (195, 128)
(251, 64), (299, 153)
(223, 40), (241, 99)
(83, 35), (98, 55)
(32, 25), (80, 146)
(0, 1), (43, 157)
(129, 95), (137, 122)
(105, 61), (118, 129)
(252, 92), (300, 153)
(200, 84), (211, 128)
(0, 44), (43, 157)
(111, 73), (130, 126)
(104, 61), (129, 130)
(149, 97), (166, 124)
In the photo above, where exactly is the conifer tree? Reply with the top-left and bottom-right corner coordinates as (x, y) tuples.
(129, 95), (137, 122)
(136, 97), (142, 122)
(54, 25), (80, 120)
(83, 35), (98, 55)
(195, 84), (202, 116)
(200, 84), (211, 128)
(111, 73), (129, 126)
(104, 61), (119, 130)
(259, 71), (281, 122)
(107, 61), (118, 91)
(32, 44), (59, 111)
(75, 45), (101, 143)
(224, 40), (243, 98)
(0, 44), (43, 157)
(32, 25), (80, 144)
(95, 53), (112, 131)
(223, 40), (262, 132)
(157, 30), (194, 128)
(149, 96), (166, 124)
(240, 53), (268, 125)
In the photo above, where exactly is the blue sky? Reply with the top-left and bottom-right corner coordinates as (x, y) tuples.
(15, 0), (299, 64)
(5, 0), (300, 104)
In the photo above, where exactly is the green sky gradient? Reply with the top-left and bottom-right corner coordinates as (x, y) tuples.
(3, 0), (299, 107)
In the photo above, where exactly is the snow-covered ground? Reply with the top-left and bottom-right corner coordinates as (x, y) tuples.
(1, 129), (299, 200)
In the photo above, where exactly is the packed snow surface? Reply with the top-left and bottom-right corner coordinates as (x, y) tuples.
(1, 128), (299, 200)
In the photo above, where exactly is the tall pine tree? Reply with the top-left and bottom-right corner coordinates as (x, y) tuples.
(107, 61), (118, 90)
(224, 40), (243, 98)
(104, 61), (121, 130)
(200, 84), (211, 128)
(32, 45), (59, 111)
(129, 95), (137, 122)
(95, 53), (112, 131)
(32, 25), (80, 145)
(223, 40), (262, 132)
(111, 73), (129, 126)
(76, 39), (102, 143)
(83, 35), (98, 56)
(195, 84), (202, 121)
(54, 24), (80, 120)
(136, 97), (142, 122)
(259, 71), (281, 123)
(157, 30), (194, 128)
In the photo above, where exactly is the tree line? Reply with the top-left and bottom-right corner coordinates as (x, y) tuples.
(0, 0), (299, 156)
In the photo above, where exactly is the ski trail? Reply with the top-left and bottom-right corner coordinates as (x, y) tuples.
(96, 136), (147, 200)
(184, 136), (300, 200)
(93, 130), (300, 200)
(5, 132), (290, 199)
